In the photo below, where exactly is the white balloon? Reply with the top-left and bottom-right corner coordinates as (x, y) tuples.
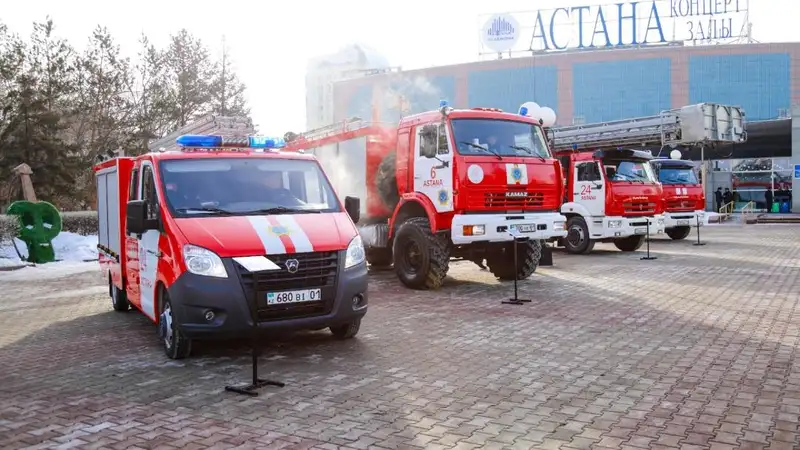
(669, 149), (682, 160)
(519, 101), (539, 117)
(539, 107), (557, 127)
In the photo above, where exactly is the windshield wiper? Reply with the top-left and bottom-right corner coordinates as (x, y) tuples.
(243, 206), (321, 215)
(175, 206), (235, 215)
(509, 145), (545, 162)
(459, 141), (502, 160)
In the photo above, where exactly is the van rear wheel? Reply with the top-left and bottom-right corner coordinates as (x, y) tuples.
(110, 276), (129, 312)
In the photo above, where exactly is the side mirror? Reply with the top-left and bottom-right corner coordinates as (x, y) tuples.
(344, 196), (360, 223)
(126, 199), (156, 235)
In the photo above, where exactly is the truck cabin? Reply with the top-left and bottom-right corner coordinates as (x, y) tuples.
(559, 148), (658, 200)
(651, 158), (700, 186)
(408, 108), (552, 161)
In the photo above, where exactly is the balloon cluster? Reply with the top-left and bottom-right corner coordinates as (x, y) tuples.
(519, 102), (557, 127)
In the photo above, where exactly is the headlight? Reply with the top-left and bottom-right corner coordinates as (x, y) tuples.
(608, 220), (622, 228)
(697, 212), (705, 218)
(553, 221), (565, 232)
(344, 235), (366, 269)
(462, 225), (485, 236)
(183, 244), (227, 278)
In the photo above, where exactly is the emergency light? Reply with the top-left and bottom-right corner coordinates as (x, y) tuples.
(176, 134), (286, 149)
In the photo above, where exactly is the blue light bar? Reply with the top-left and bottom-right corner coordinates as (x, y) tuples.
(176, 134), (286, 149)
(519, 106), (529, 116)
(439, 99), (448, 108)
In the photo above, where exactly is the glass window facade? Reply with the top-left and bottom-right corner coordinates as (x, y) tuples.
(709, 158), (793, 213)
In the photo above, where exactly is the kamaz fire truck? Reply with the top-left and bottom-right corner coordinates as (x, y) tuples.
(548, 103), (746, 253)
(282, 102), (568, 290)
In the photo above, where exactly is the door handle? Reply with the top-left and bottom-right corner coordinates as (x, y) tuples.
(146, 249), (162, 258)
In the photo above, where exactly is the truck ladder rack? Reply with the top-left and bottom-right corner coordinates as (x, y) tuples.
(283, 117), (387, 151)
(550, 103), (747, 152)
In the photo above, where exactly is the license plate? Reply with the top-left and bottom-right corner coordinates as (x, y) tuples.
(634, 227), (647, 235)
(677, 220), (689, 226)
(513, 223), (536, 233)
(266, 288), (321, 305)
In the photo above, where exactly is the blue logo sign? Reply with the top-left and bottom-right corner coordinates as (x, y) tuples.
(437, 189), (449, 205)
(512, 167), (523, 181)
(794, 164), (800, 180)
(488, 17), (515, 38)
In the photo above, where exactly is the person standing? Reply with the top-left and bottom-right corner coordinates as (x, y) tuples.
(765, 188), (774, 213)
(723, 188), (733, 208)
(714, 187), (723, 211)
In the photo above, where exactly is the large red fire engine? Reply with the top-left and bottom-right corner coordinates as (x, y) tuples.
(94, 121), (368, 359)
(282, 102), (567, 290)
(548, 103), (746, 251)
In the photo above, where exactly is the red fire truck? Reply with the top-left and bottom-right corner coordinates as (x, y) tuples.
(282, 102), (567, 290)
(94, 132), (368, 359)
(548, 103), (746, 250)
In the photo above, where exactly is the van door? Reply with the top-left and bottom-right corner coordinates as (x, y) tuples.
(124, 166), (141, 310)
(137, 162), (160, 320)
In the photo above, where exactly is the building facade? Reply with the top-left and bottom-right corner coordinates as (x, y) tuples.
(330, 42), (799, 213)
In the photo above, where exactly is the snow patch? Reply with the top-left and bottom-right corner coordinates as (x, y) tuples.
(0, 232), (99, 269)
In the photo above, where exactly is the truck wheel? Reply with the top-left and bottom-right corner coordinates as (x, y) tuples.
(487, 239), (542, 281)
(666, 226), (691, 240)
(564, 217), (594, 254)
(366, 248), (393, 268)
(375, 154), (400, 211)
(159, 293), (191, 360)
(330, 318), (361, 339)
(614, 235), (645, 252)
(110, 276), (129, 312)
(393, 217), (449, 290)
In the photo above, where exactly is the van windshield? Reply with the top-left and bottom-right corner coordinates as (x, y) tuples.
(604, 159), (657, 183)
(159, 157), (341, 217)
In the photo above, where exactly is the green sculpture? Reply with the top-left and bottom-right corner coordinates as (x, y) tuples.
(6, 200), (62, 264)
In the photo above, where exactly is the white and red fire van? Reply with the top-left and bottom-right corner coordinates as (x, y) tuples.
(94, 135), (368, 359)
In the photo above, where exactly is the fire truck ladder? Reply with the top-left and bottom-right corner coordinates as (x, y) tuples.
(550, 103), (747, 153)
(148, 114), (255, 152)
(283, 117), (387, 151)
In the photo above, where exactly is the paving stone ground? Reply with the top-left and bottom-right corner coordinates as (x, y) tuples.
(1, 224), (799, 450)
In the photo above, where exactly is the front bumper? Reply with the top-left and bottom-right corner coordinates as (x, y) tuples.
(596, 214), (665, 239)
(664, 210), (704, 228)
(451, 212), (567, 245)
(167, 252), (368, 340)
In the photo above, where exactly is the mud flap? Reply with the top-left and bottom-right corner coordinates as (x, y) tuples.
(539, 240), (553, 266)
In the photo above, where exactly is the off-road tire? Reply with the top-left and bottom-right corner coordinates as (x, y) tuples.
(666, 226), (691, 240)
(160, 293), (192, 360)
(393, 217), (450, 290)
(375, 154), (400, 211)
(614, 235), (646, 252)
(110, 276), (129, 312)
(330, 318), (361, 339)
(487, 239), (542, 281)
(366, 248), (393, 267)
(564, 216), (594, 254)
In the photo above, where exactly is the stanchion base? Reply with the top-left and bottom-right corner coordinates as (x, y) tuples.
(693, 242), (707, 246)
(225, 378), (285, 397)
(502, 298), (532, 305)
(640, 256), (658, 260)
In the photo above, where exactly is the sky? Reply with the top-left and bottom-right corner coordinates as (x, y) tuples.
(2, 0), (797, 138)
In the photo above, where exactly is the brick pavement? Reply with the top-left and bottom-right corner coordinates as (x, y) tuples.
(0, 225), (799, 449)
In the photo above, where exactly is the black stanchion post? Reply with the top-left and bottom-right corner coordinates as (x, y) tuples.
(640, 219), (657, 261)
(225, 271), (285, 396)
(692, 214), (706, 246)
(502, 228), (532, 305)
